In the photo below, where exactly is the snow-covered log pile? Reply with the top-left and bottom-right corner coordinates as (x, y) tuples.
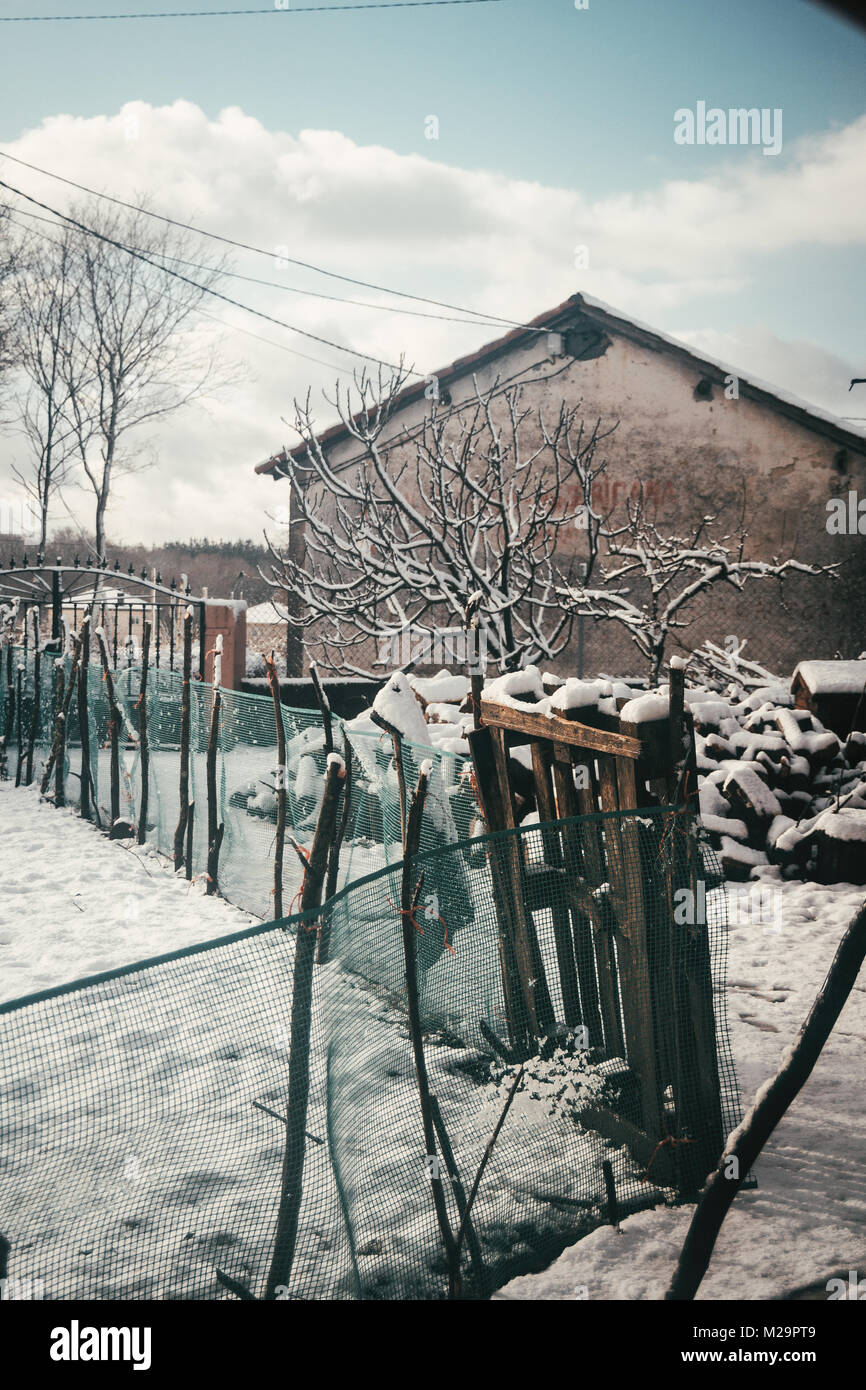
(360, 663), (866, 885)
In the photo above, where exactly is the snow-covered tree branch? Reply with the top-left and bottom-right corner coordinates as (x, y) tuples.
(261, 366), (615, 676)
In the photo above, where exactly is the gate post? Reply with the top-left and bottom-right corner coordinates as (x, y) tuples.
(51, 559), (62, 645)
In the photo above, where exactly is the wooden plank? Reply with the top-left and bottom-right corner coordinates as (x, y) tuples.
(552, 744), (615, 1055)
(529, 739), (581, 1028)
(469, 726), (556, 1046)
(481, 698), (643, 758)
(467, 725), (526, 1051)
(597, 753), (661, 1138)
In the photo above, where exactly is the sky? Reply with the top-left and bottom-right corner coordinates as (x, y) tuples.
(0, 0), (864, 545)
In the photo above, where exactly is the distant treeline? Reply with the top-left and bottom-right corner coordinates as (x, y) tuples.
(0, 529), (276, 606)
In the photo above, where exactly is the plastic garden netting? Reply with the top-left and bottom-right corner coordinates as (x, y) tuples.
(0, 807), (741, 1301)
(0, 647), (478, 917)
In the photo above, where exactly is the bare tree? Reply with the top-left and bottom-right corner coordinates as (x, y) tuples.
(262, 366), (614, 675)
(557, 489), (834, 683)
(57, 200), (227, 557)
(0, 202), (19, 406)
(10, 223), (89, 550)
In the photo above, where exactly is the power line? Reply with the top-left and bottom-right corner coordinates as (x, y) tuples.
(5, 209), (357, 375)
(0, 177), (420, 376)
(10, 205), (508, 330)
(0, 1), (501, 22)
(0, 149), (544, 334)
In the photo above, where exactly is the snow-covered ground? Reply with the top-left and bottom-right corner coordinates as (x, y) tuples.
(500, 872), (866, 1300)
(1, 782), (863, 1300)
(0, 781), (261, 1001)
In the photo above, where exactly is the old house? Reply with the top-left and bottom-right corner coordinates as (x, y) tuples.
(254, 293), (866, 678)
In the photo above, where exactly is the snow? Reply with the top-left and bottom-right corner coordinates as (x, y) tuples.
(546, 678), (608, 713)
(371, 671), (429, 745)
(483, 665), (544, 706)
(619, 692), (669, 724)
(722, 765), (782, 819)
(0, 783), (257, 1002)
(500, 875), (866, 1300)
(794, 661), (866, 697)
(813, 807), (866, 843)
(408, 672), (470, 705)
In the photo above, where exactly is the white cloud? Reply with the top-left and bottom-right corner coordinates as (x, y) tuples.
(1, 101), (864, 542)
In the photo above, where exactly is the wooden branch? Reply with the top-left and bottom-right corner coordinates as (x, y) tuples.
(137, 621), (151, 846)
(449, 1063), (525, 1298)
(265, 754), (346, 1300)
(309, 661), (333, 756)
(173, 610), (193, 871)
(666, 897), (866, 1300)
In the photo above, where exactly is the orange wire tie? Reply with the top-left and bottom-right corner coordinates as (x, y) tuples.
(386, 895), (455, 955)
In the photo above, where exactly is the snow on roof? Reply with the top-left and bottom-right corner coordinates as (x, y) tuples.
(793, 660), (866, 697)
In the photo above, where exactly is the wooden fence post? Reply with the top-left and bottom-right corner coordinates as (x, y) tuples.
(78, 619), (91, 819)
(137, 622), (151, 846)
(265, 651), (287, 918)
(173, 609), (193, 872)
(264, 754), (346, 1299)
(206, 634), (224, 896)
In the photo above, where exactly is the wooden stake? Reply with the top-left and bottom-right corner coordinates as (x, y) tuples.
(397, 762), (459, 1294)
(78, 620), (91, 819)
(265, 650), (287, 918)
(264, 754), (346, 1300)
(13, 666), (23, 787)
(317, 734), (353, 964)
(41, 623), (85, 796)
(96, 628), (123, 837)
(137, 622), (151, 846)
(206, 634), (224, 896)
(173, 609), (193, 871)
(25, 645), (40, 787)
(185, 800), (194, 881)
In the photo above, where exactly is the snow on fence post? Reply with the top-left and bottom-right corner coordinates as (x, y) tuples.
(205, 634), (224, 896)
(264, 752), (346, 1300)
(173, 609), (193, 872)
(137, 621), (151, 846)
(77, 618), (91, 820)
(264, 650), (287, 918)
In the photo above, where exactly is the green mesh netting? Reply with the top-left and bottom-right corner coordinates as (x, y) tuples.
(0, 647), (478, 917)
(0, 809), (740, 1301)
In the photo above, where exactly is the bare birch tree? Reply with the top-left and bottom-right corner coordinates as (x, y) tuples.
(56, 200), (227, 557)
(10, 224), (88, 549)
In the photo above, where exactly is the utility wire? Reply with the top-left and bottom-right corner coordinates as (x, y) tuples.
(0, 177), (420, 376)
(10, 205), (509, 330)
(0, 1), (502, 21)
(0, 149), (545, 334)
(5, 209), (358, 374)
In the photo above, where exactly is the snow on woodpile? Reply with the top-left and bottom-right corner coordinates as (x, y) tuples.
(619, 691), (670, 724)
(793, 660), (866, 697)
(483, 665), (546, 706)
(408, 671), (471, 707)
